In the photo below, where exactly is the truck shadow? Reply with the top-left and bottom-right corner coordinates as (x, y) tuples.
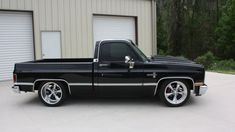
(66, 96), (164, 107)
(21, 95), (198, 107)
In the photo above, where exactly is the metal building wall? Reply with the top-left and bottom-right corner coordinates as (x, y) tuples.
(0, 0), (155, 59)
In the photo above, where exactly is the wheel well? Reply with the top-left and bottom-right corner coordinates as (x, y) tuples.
(155, 78), (194, 96)
(34, 80), (70, 95)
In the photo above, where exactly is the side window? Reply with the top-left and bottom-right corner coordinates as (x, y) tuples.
(99, 42), (138, 62)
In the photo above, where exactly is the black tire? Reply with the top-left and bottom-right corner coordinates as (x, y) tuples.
(159, 80), (190, 107)
(38, 81), (67, 106)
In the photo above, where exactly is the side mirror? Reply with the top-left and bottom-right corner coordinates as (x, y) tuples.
(125, 56), (135, 69)
(125, 56), (131, 63)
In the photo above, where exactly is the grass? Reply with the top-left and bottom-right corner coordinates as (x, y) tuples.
(209, 70), (235, 75)
(194, 52), (235, 75)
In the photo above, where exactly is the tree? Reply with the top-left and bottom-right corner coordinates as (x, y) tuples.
(156, 0), (168, 55)
(215, 0), (235, 59)
(157, 15), (167, 55)
(156, 0), (228, 59)
(167, 0), (184, 56)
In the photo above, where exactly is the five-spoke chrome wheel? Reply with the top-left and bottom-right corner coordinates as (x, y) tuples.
(164, 81), (188, 105)
(159, 80), (190, 107)
(38, 82), (67, 106)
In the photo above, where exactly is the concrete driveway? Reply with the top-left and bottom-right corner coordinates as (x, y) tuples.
(0, 72), (235, 132)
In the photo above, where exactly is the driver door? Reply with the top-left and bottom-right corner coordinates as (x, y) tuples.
(95, 41), (144, 97)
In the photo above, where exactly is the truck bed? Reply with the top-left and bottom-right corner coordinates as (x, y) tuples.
(26, 58), (94, 63)
(14, 58), (94, 84)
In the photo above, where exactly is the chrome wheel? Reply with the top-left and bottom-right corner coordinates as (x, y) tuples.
(164, 81), (188, 105)
(40, 82), (63, 105)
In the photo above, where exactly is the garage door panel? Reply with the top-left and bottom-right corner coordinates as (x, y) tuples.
(93, 16), (136, 45)
(0, 11), (34, 81)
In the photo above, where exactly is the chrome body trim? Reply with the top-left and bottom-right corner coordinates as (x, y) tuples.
(14, 83), (34, 86)
(19, 70), (92, 73)
(146, 72), (157, 78)
(22, 62), (92, 65)
(32, 79), (72, 95)
(143, 83), (158, 86)
(15, 82), (157, 87)
(94, 83), (143, 86)
(69, 83), (93, 86)
(69, 83), (157, 86)
(14, 77), (195, 97)
(153, 77), (195, 96)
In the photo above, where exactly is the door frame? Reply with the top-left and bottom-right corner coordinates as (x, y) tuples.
(40, 31), (62, 58)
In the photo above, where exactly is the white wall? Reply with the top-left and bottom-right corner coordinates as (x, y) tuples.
(0, 0), (156, 58)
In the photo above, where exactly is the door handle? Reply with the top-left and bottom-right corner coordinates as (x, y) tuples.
(99, 63), (109, 67)
(101, 73), (122, 77)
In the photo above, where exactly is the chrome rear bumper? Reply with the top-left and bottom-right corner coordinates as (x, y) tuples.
(12, 86), (20, 94)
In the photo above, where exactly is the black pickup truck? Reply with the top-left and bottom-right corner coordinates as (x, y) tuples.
(12, 39), (207, 107)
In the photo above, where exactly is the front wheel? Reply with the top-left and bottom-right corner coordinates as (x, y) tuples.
(38, 81), (67, 106)
(159, 80), (190, 107)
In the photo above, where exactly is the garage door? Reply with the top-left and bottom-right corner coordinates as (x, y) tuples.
(93, 16), (136, 45)
(0, 11), (34, 81)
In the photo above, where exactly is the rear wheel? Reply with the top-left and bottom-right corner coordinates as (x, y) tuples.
(159, 80), (190, 107)
(38, 81), (67, 106)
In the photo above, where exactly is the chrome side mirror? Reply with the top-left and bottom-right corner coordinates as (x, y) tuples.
(125, 56), (131, 63)
(125, 56), (135, 69)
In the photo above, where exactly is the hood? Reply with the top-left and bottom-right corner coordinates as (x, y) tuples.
(150, 56), (195, 64)
(147, 56), (204, 75)
(149, 55), (204, 69)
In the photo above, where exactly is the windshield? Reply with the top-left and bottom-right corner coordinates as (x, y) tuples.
(130, 42), (149, 62)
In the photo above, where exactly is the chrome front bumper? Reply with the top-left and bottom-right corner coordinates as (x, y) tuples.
(12, 85), (20, 94)
(199, 85), (208, 95)
(194, 84), (208, 96)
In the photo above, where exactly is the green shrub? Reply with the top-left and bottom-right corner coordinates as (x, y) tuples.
(194, 51), (216, 69)
(194, 51), (235, 73)
(211, 59), (235, 71)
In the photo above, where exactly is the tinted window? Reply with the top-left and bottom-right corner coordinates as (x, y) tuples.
(99, 42), (138, 62)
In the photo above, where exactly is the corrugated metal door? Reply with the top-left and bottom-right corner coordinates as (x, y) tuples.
(93, 16), (136, 45)
(0, 11), (34, 81)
